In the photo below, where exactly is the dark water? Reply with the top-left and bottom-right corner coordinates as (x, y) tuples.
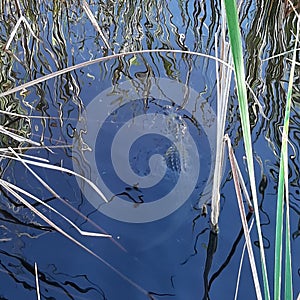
(0, 1), (299, 299)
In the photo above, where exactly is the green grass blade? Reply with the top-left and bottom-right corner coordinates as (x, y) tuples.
(285, 201), (293, 300)
(274, 14), (299, 300)
(223, 0), (270, 299)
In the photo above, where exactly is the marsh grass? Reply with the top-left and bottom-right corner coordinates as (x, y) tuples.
(223, 1), (270, 298)
(273, 8), (300, 299)
(224, 0), (298, 298)
(0, 49), (231, 298)
(209, 3), (232, 230)
(0, 0), (298, 299)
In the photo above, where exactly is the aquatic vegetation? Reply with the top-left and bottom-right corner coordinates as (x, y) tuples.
(0, 0), (299, 299)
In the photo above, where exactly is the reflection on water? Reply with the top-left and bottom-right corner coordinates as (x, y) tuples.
(74, 77), (215, 225)
(0, 0), (299, 299)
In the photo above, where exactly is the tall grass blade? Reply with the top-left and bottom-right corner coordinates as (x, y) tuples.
(5, 15), (40, 50)
(5, 147), (127, 249)
(0, 180), (149, 297)
(223, 0), (270, 298)
(0, 125), (40, 146)
(210, 1), (233, 228)
(234, 218), (255, 300)
(3, 178), (110, 238)
(0, 49), (232, 99)
(81, 0), (112, 52)
(224, 135), (261, 299)
(274, 8), (299, 299)
(34, 262), (41, 300)
(4, 148), (108, 203)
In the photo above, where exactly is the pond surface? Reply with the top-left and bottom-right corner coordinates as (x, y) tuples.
(0, 1), (299, 299)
